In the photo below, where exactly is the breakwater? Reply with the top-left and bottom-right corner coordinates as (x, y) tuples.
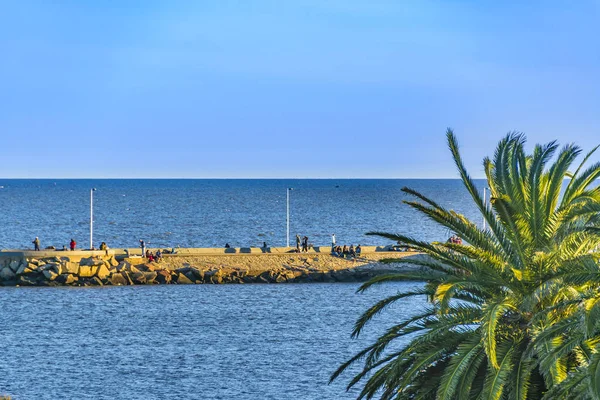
(0, 247), (423, 286)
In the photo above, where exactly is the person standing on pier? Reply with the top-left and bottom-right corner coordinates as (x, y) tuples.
(331, 234), (336, 251)
(295, 234), (301, 252)
(140, 239), (146, 258)
(33, 237), (40, 251)
(70, 238), (76, 251)
(302, 236), (309, 252)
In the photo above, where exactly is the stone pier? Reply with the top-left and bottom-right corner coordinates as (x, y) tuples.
(0, 246), (425, 287)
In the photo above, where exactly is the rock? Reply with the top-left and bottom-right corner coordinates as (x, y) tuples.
(89, 277), (103, 286)
(190, 268), (204, 281)
(115, 261), (129, 273)
(18, 274), (40, 286)
(108, 257), (119, 267)
(0, 267), (16, 281)
(127, 265), (141, 274)
(155, 270), (172, 284)
(42, 270), (58, 281)
(56, 274), (77, 285)
(60, 262), (79, 275)
(96, 265), (111, 280)
(142, 271), (157, 284)
(130, 272), (146, 284)
(176, 273), (194, 284)
(110, 273), (128, 286)
(184, 270), (197, 283)
(136, 264), (156, 272)
(120, 272), (134, 285)
(8, 260), (20, 273)
(78, 266), (98, 278)
(274, 273), (287, 283)
(17, 263), (37, 275)
(44, 263), (61, 274)
(211, 270), (223, 284)
(80, 257), (105, 267)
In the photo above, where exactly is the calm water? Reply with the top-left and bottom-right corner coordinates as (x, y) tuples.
(0, 180), (477, 399)
(0, 179), (484, 249)
(0, 282), (425, 399)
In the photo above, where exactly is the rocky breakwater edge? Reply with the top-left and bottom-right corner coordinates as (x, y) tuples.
(0, 252), (427, 287)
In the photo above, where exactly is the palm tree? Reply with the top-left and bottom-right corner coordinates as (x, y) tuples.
(331, 129), (600, 399)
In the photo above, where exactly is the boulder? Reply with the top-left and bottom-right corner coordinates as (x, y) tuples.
(0, 267), (16, 281)
(211, 270), (223, 284)
(108, 257), (119, 267)
(176, 273), (194, 284)
(78, 266), (98, 278)
(17, 263), (37, 275)
(42, 270), (58, 281)
(44, 263), (61, 274)
(127, 265), (141, 274)
(155, 270), (172, 284)
(89, 277), (103, 286)
(56, 274), (78, 285)
(115, 261), (129, 273)
(110, 273), (128, 286)
(136, 264), (156, 272)
(8, 260), (20, 273)
(190, 267), (204, 281)
(96, 265), (111, 280)
(130, 272), (146, 284)
(17, 274), (40, 286)
(143, 271), (157, 284)
(60, 262), (79, 275)
(121, 272), (134, 285)
(80, 257), (105, 267)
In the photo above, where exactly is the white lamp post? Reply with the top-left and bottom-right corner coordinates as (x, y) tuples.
(286, 188), (293, 247)
(90, 188), (96, 250)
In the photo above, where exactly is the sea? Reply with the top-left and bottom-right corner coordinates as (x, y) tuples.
(0, 179), (485, 250)
(0, 179), (483, 399)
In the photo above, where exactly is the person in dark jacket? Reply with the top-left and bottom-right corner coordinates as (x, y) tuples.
(33, 237), (40, 251)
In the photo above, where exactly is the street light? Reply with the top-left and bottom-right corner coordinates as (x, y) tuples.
(482, 187), (490, 230)
(286, 188), (293, 247)
(90, 188), (96, 250)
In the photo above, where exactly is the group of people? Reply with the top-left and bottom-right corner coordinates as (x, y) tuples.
(332, 244), (362, 258)
(447, 235), (463, 245)
(295, 234), (311, 253)
(32, 237), (109, 252)
(140, 240), (164, 262)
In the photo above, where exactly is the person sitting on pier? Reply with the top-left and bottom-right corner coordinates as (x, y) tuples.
(331, 246), (341, 257)
(356, 244), (362, 257)
(349, 244), (356, 258)
(225, 243), (231, 248)
(342, 245), (349, 257)
(155, 249), (162, 262)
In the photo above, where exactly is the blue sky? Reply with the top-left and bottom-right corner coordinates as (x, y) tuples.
(1, 0), (599, 178)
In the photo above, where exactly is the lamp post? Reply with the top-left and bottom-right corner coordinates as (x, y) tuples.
(482, 187), (490, 231)
(90, 188), (96, 250)
(286, 188), (293, 247)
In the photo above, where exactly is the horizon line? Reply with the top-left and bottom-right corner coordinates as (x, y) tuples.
(0, 176), (479, 180)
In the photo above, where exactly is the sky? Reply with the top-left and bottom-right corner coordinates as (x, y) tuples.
(1, 0), (599, 178)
